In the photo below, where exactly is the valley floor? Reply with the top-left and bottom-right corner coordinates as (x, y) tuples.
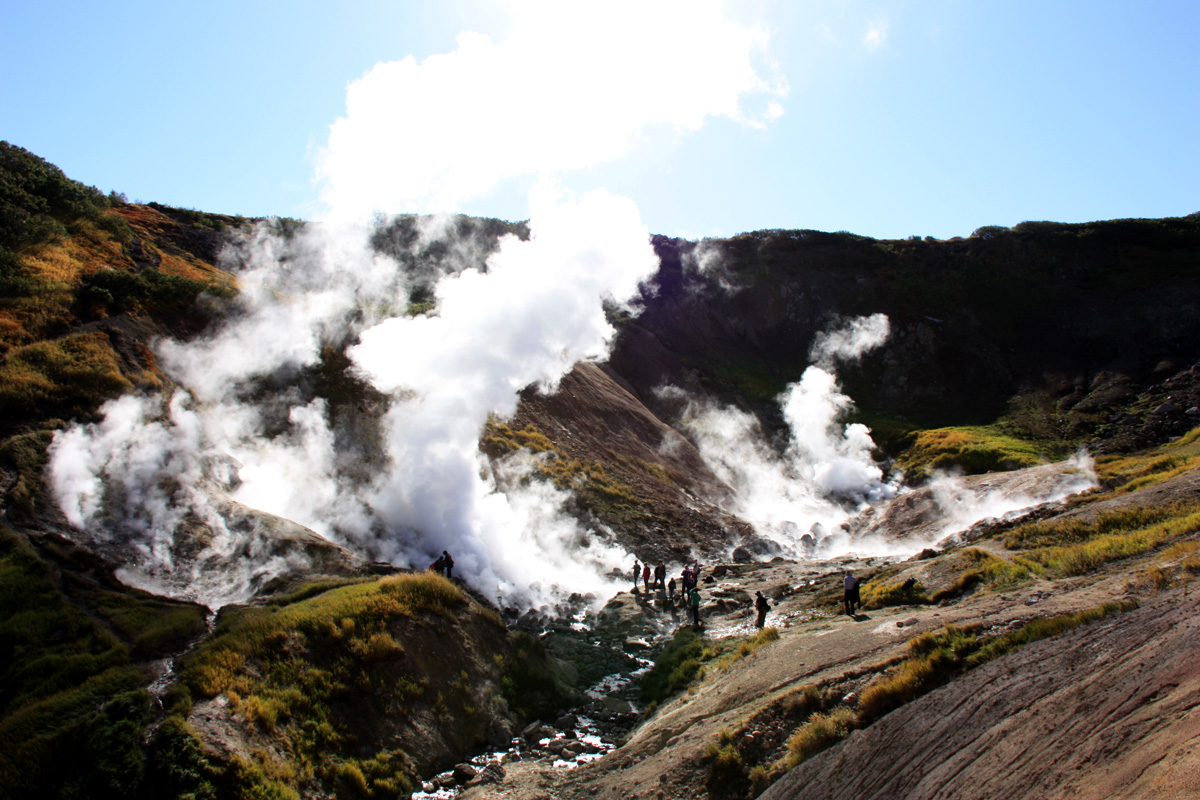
(457, 476), (1200, 800)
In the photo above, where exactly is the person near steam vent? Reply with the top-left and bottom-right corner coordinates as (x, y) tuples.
(442, 550), (454, 581)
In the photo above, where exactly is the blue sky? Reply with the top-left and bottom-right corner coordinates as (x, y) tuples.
(2, 0), (1196, 240)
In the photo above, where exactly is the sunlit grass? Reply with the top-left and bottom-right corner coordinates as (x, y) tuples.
(1022, 509), (1200, 576)
(764, 604), (1130, 785)
(0, 332), (132, 421)
(928, 548), (1040, 603)
(896, 425), (1050, 480)
(1089, 426), (1200, 496)
(861, 578), (930, 608)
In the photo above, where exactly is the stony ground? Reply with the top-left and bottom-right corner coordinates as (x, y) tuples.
(453, 469), (1200, 800)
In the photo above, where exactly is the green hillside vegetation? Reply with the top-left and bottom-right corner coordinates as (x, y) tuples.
(0, 142), (239, 445)
(159, 572), (568, 800)
(0, 524), (209, 800)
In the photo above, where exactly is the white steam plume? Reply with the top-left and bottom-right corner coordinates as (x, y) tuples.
(672, 314), (898, 555)
(46, 4), (784, 609)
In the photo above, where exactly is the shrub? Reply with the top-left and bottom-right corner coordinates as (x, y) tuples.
(0, 332), (132, 422)
(861, 579), (929, 608)
(639, 627), (705, 704)
(706, 738), (745, 794)
(782, 707), (857, 767)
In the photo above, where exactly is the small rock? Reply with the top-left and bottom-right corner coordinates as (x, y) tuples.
(466, 762), (506, 787)
(521, 721), (552, 744)
(555, 713), (578, 729)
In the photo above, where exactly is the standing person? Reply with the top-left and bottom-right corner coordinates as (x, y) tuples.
(667, 577), (676, 604)
(632, 559), (641, 592)
(442, 550), (454, 580)
(755, 591), (770, 628)
(654, 562), (666, 591)
(689, 586), (702, 627)
(642, 562), (652, 594)
(844, 572), (859, 616)
(431, 554), (445, 574)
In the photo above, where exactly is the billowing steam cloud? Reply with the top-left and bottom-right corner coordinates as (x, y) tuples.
(46, 4), (785, 608)
(672, 314), (899, 554)
(318, 0), (784, 219)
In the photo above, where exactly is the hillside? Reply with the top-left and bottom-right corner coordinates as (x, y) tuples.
(1, 142), (1199, 798)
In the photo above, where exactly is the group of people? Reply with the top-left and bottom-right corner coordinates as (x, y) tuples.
(632, 558), (706, 625)
(628, 557), (876, 631)
(430, 550), (455, 580)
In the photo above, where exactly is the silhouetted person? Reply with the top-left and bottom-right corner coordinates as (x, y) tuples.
(431, 555), (445, 574)
(643, 563), (652, 594)
(755, 591), (770, 628)
(654, 562), (666, 591)
(667, 577), (676, 604)
(442, 550), (454, 580)
(844, 572), (859, 615)
(632, 559), (641, 592)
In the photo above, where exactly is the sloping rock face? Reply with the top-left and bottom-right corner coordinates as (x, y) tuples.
(761, 584), (1200, 800)
(845, 460), (1097, 545)
(501, 361), (755, 561)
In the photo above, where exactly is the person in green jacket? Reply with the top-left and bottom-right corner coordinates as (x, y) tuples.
(689, 586), (702, 626)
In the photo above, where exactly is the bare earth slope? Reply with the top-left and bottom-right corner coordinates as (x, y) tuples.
(761, 583), (1200, 800)
(461, 464), (1200, 800)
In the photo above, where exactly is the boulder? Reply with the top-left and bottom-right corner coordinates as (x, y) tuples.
(452, 763), (477, 785)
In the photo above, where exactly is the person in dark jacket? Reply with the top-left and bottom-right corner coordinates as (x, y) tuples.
(844, 572), (860, 615)
(755, 591), (770, 628)
(442, 550), (454, 580)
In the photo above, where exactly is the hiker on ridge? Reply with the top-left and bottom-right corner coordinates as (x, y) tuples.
(442, 550), (454, 580)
